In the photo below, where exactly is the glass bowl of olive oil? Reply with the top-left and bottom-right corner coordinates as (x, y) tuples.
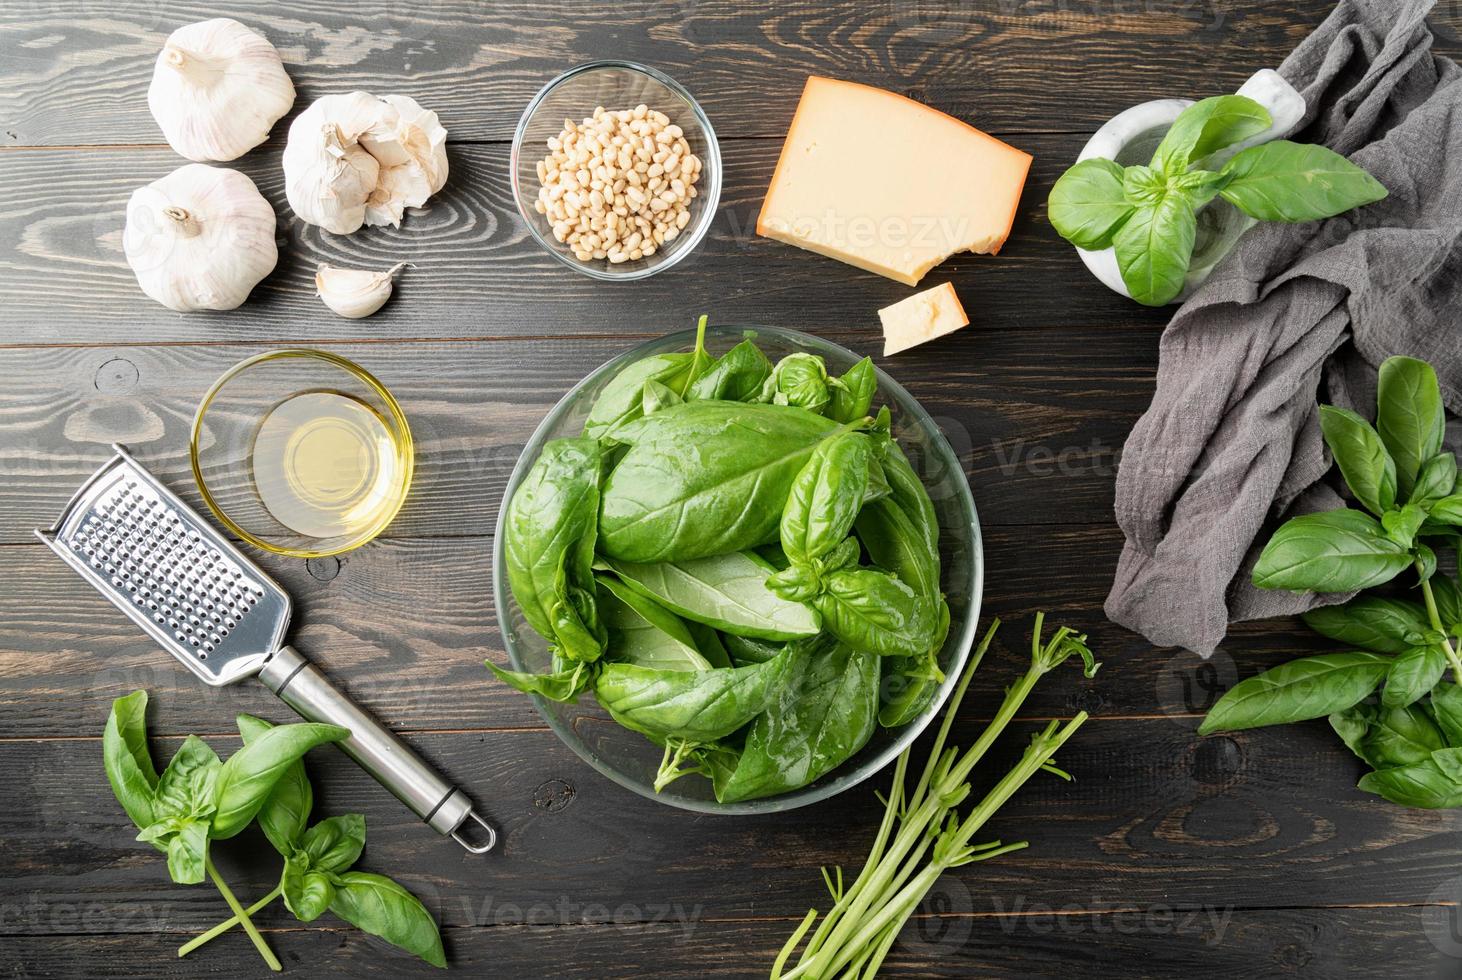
(191, 349), (414, 558)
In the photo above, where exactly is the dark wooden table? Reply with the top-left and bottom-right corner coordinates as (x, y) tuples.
(4, 1), (1461, 976)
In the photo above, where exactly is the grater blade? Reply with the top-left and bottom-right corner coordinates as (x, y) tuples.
(37, 444), (290, 687)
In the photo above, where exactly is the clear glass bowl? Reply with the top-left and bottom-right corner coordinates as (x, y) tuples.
(191, 349), (414, 559)
(492, 326), (984, 814)
(510, 61), (722, 281)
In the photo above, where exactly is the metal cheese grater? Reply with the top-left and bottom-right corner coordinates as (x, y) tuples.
(38, 444), (495, 854)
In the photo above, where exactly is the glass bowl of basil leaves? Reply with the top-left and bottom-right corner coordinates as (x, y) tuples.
(491, 324), (983, 814)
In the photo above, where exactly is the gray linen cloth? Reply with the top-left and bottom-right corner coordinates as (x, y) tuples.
(1104, 0), (1462, 655)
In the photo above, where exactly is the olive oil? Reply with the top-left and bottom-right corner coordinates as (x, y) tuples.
(251, 390), (402, 539)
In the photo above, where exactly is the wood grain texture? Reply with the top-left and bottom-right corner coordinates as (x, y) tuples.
(0, 330), (1153, 542)
(5, 0), (1435, 146)
(0, 523), (1341, 740)
(6, 904), (1456, 979)
(4, 720), (1462, 933)
(0, 138), (1172, 346)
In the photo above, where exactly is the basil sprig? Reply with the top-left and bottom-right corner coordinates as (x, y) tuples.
(101, 694), (446, 970)
(1048, 93), (1388, 306)
(1202, 356), (1462, 810)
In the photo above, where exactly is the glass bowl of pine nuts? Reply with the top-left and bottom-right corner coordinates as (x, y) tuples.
(511, 61), (722, 281)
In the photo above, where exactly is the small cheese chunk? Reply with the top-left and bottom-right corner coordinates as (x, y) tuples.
(879, 283), (969, 356)
(758, 76), (1032, 286)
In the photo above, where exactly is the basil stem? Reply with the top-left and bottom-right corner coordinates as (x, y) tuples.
(1418, 563), (1462, 686)
(178, 885), (283, 957)
(205, 856), (281, 972)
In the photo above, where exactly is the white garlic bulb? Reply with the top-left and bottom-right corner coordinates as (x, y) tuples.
(284, 92), (449, 234)
(123, 164), (278, 312)
(148, 19), (295, 163)
(315, 262), (407, 318)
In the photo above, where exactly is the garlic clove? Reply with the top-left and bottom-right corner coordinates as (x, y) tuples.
(378, 95), (450, 196)
(123, 164), (279, 312)
(148, 19), (295, 163)
(315, 262), (408, 318)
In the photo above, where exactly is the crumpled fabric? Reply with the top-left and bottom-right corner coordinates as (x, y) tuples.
(1105, 0), (1462, 655)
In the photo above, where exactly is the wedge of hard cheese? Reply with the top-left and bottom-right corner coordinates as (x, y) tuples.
(879, 283), (969, 356)
(758, 77), (1031, 286)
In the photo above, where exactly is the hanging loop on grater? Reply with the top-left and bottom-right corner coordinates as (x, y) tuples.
(37, 444), (497, 854)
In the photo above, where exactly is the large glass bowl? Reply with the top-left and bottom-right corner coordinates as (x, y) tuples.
(492, 326), (983, 814)
(510, 61), (722, 281)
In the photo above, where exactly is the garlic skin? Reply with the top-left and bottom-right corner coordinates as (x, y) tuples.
(148, 19), (295, 163)
(315, 262), (407, 318)
(284, 92), (449, 234)
(123, 164), (279, 312)
(283, 92), (385, 235)
(363, 95), (449, 228)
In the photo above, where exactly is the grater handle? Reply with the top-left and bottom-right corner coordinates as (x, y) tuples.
(258, 646), (497, 854)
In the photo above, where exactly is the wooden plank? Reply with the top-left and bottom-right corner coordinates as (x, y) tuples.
(0, 904), (1451, 978)
(0, 328), (1154, 543)
(0, 137), (1173, 347)
(0, 525), (1341, 739)
(0, 0), (1381, 147)
(2, 719), (1460, 939)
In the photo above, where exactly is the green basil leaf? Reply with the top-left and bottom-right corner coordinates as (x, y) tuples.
(328, 871), (447, 968)
(486, 660), (593, 702)
(1428, 495), (1462, 528)
(878, 600), (951, 729)
(1360, 704), (1444, 768)
(1046, 157), (1135, 249)
(154, 735), (222, 823)
(165, 818), (209, 885)
(640, 379), (683, 417)
(1382, 646), (1448, 709)
(300, 813), (366, 873)
(826, 357), (877, 424)
(583, 318), (710, 438)
(1152, 95), (1272, 174)
(1432, 576), (1462, 633)
(1376, 356), (1446, 499)
(237, 714), (313, 856)
(1317, 405), (1396, 516)
(855, 495), (940, 600)
(210, 722), (348, 840)
(1113, 194), (1197, 307)
(595, 650), (794, 743)
(1198, 652), (1389, 734)
(685, 336), (773, 403)
(1416, 542), (1438, 583)
(282, 854), (336, 922)
(102, 690), (160, 831)
(722, 632), (784, 667)
(1330, 704), (1375, 761)
(815, 567), (939, 658)
(1412, 454), (1458, 507)
(782, 432), (873, 565)
(504, 437), (607, 663)
(600, 402), (842, 562)
(597, 574), (711, 671)
(1301, 596), (1429, 654)
(1251, 509), (1412, 592)
(1170, 168), (1230, 208)
(1121, 165), (1166, 206)
(1356, 751), (1462, 809)
(603, 551), (820, 642)
(1430, 683), (1462, 746)
(1381, 503), (1427, 550)
(717, 640), (880, 803)
(1218, 140), (1387, 222)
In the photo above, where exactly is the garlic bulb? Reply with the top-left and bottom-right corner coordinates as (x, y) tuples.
(123, 164), (278, 312)
(283, 92), (384, 234)
(284, 92), (448, 234)
(148, 19), (295, 162)
(315, 262), (407, 318)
